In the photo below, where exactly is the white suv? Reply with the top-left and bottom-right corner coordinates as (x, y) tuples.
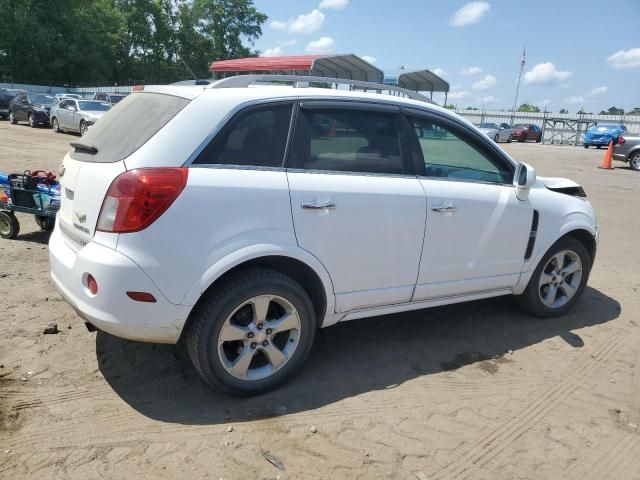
(49, 75), (598, 395)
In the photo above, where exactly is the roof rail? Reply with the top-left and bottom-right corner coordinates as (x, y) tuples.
(210, 74), (434, 104)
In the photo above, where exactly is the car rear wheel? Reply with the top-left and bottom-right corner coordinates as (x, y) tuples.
(0, 211), (20, 239)
(584, 144), (589, 149)
(516, 236), (590, 317)
(535, 135), (541, 143)
(186, 267), (316, 396)
(52, 117), (60, 133)
(508, 134), (513, 143)
(79, 120), (88, 136)
(9, 111), (16, 124)
(596, 145), (602, 149)
(630, 152), (640, 171)
(28, 113), (35, 128)
(493, 134), (499, 142)
(35, 215), (55, 231)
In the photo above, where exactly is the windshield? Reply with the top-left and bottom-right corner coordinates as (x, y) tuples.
(79, 101), (110, 111)
(594, 124), (619, 130)
(479, 123), (499, 129)
(30, 94), (56, 105)
(513, 124), (528, 129)
(110, 95), (126, 104)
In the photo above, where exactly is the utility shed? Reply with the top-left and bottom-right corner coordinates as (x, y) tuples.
(384, 69), (450, 104)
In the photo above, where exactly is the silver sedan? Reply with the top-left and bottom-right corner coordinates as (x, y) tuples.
(50, 99), (111, 136)
(478, 122), (513, 143)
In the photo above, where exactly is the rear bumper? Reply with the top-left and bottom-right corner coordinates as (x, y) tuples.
(49, 221), (191, 344)
(613, 152), (627, 162)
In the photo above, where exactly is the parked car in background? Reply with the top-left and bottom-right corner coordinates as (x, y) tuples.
(92, 92), (128, 105)
(478, 122), (513, 143)
(583, 123), (627, 149)
(613, 135), (640, 171)
(50, 99), (111, 136)
(512, 124), (542, 143)
(0, 89), (20, 119)
(49, 77), (598, 395)
(54, 93), (83, 102)
(8, 92), (57, 127)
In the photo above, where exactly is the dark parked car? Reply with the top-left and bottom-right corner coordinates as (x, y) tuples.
(613, 135), (640, 171)
(92, 92), (128, 105)
(8, 93), (57, 127)
(0, 89), (22, 119)
(512, 124), (542, 143)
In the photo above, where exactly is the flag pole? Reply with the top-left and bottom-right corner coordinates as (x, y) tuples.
(511, 46), (525, 124)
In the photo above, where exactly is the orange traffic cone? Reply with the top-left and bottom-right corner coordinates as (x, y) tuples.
(598, 140), (614, 170)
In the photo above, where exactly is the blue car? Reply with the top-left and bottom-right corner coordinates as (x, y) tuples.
(584, 123), (627, 148)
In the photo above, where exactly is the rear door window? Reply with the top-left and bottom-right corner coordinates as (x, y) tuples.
(193, 103), (293, 168)
(289, 107), (406, 175)
(70, 92), (189, 163)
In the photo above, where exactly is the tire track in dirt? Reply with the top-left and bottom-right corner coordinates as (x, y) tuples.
(579, 431), (640, 480)
(429, 333), (624, 480)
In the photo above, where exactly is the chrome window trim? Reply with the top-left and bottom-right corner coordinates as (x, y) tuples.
(189, 164), (286, 173)
(286, 167), (417, 180)
(416, 174), (515, 188)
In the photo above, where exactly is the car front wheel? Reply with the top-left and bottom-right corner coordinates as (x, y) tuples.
(9, 111), (16, 124)
(28, 113), (35, 128)
(186, 267), (316, 396)
(79, 120), (88, 136)
(630, 152), (640, 171)
(52, 117), (60, 133)
(517, 236), (591, 317)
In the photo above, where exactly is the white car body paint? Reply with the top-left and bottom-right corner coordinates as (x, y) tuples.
(49, 83), (599, 344)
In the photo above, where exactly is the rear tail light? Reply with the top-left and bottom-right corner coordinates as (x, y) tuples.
(619, 136), (626, 145)
(87, 274), (98, 295)
(126, 291), (157, 302)
(97, 168), (188, 233)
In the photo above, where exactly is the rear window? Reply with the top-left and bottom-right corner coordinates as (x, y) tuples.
(70, 92), (189, 163)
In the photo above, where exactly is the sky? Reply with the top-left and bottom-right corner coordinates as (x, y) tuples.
(251, 0), (640, 112)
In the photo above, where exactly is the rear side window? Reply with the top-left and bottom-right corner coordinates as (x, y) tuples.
(70, 92), (189, 163)
(193, 103), (293, 167)
(290, 108), (404, 175)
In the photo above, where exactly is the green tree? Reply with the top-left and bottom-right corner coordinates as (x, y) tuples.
(517, 103), (540, 113)
(627, 107), (640, 116)
(559, 108), (568, 114)
(607, 106), (624, 115)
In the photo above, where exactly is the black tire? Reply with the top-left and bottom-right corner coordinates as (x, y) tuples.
(0, 211), (20, 239)
(9, 111), (17, 124)
(186, 267), (316, 396)
(35, 215), (55, 231)
(28, 112), (36, 128)
(583, 144), (589, 149)
(79, 120), (88, 136)
(508, 134), (513, 143)
(494, 134), (499, 143)
(596, 145), (602, 149)
(629, 152), (640, 171)
(535, 136), (541, 143)
(516, 236), (591, 318)
(52, 117), (60, 133)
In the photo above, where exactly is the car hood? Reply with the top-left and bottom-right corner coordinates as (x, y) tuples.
(478, 128), (497, 134)
(537, 176), (581, 190)
(82, 111), (107, 120)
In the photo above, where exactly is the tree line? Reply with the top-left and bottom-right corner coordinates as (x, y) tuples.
(0, 0), (267, 86)
(446, 104), (640, 115)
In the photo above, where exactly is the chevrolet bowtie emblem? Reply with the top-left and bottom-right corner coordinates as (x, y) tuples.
(74, 211), (86, 223)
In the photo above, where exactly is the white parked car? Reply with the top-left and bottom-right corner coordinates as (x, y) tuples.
(49, 75), (598, 395)
(50, 99), (111, 136)
(478, 122), (513, 143)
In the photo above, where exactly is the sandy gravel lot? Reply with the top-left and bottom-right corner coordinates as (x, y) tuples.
(1, 121), (639, 479)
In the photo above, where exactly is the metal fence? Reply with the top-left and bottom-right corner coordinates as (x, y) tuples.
(0, 82), (133, 98)
(454, 108), (640, 145)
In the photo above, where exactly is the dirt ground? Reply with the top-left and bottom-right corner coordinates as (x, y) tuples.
(1, 121), (639, 480)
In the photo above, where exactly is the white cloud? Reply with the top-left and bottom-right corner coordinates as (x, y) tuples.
(472, 74), (497, 90)
(523, 62), (571, 85)
(448, 90), (469, 100)
(361, 55), (376, 64)
(481, 95), (498, 103)
(564, 96), (585, 104)
(450, 1), (491, 27)
(306, 36), (335, 53)
(590, 86), (607, 96)
(432, 68), (447, 77)
(460, 66), (483, 76)
(271, 9), (325, 35)
(535, 99), (552, 107)
(319, 0), (349, 10)
(606, 48), (640, 69)
(261, 46), (284, 57)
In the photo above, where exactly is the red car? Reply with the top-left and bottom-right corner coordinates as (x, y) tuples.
(512, 124), (542, 143)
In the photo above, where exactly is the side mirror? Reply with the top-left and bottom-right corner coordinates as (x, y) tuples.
(515, 162), (536, 201)
(499, 126), (505, 130)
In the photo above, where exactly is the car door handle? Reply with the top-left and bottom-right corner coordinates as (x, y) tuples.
(431, 204), (457, 213)
(301, 202), (336, 210)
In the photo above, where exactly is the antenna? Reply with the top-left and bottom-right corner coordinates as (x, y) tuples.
(511, 46), (526, 123)
(178, 55), (198, 81)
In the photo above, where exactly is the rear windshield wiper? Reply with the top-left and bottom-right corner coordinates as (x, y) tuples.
(70, 142), (98, 155)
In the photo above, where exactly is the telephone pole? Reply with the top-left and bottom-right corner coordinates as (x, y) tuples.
(511, 46), (526, 123)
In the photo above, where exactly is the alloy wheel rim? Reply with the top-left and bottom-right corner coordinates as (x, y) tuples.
(0, 216), (10, 236)
(632, 155), (640, 170)
(80, 123), (87, 136)
(53, 119), (58, 132)
(217, 295), (301, 381)
(538, 250), (583, 308)
(29, 114), (33, 126)
(9, 112), (14, 122)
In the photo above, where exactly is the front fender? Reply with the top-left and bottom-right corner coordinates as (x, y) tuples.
(180, 243), (336, 322)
